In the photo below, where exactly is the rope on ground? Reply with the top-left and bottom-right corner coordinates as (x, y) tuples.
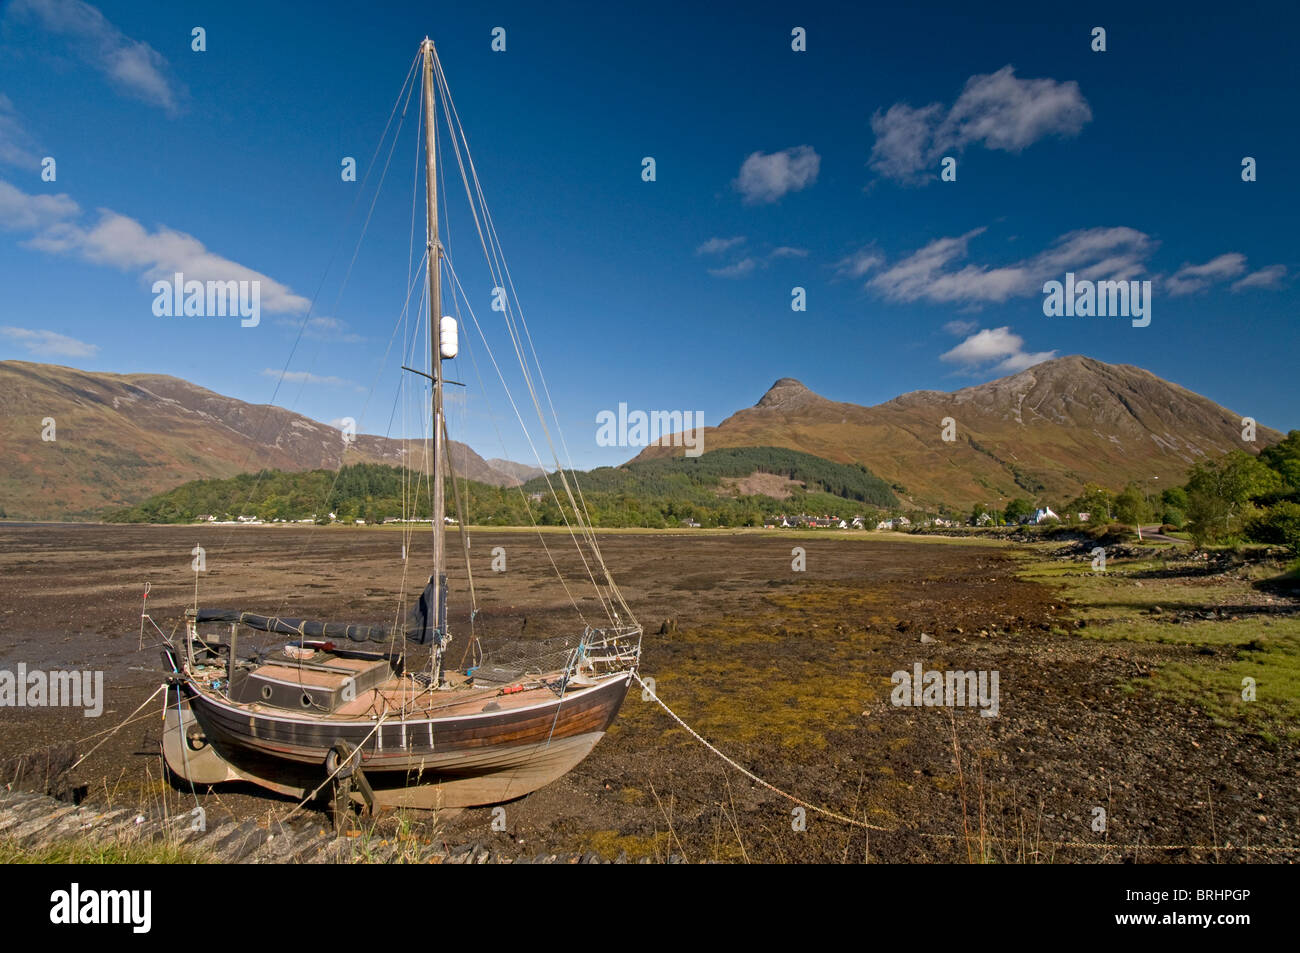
(69, 683), (167, 772)
(633, 673), (1300, 856)
(633, 673), (888, 832)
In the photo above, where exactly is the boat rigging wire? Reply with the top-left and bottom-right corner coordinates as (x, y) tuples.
(211, 50), (422, 563)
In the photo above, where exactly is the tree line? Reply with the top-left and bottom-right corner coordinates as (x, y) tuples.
(104, 448), (898, 529)
(971, 431), (1300, 553)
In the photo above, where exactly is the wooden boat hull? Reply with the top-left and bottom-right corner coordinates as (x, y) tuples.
(164, 672), (632, 808)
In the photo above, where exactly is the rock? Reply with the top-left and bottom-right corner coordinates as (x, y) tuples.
(920, 633), (935, 643)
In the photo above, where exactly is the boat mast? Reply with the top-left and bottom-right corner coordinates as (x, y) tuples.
(421, 37), (448, 681)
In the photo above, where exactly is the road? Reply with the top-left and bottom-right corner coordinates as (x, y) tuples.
(1138, 525), (1189, 544)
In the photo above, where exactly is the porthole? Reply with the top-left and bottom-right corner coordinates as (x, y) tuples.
(261, 685), (273, 701)
(300, 692), (313, 708)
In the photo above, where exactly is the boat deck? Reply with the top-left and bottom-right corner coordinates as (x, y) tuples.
(333, 676), (572, 720)
(226, 653), (583, 722)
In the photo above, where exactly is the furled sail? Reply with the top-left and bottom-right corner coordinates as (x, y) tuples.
(194, 589), (439, 646)
(404, 573), (446, 646)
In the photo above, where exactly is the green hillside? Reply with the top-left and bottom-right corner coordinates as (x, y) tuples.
(104, 448), (898, 528)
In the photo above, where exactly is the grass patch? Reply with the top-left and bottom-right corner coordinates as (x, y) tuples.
(0, 837), (210, 864)
(1019, 545), (1300, 741)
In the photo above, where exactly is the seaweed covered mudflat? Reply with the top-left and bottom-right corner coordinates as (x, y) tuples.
(0, 523), (1296, 862)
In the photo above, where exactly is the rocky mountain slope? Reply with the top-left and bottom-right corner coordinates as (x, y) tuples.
(0, 361), (528, 519)
(632, 356), (1284, 508)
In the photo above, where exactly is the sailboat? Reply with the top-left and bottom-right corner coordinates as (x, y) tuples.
(159, 37), (642, 814)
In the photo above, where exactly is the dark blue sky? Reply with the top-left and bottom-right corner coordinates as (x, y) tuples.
(1, 0), (1295, 468)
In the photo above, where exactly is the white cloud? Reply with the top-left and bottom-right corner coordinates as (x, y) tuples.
(1231, 264), (1286, 292)
(1, 326), (98, 358)
(995, 347), (1059, 373)
(704, 244), (808, 279)
(869, 229), (1274, 306)
(0, 179), (79, 231)
(0, 95), (41, 169)
(696, 236), (746, 255)
(868, 228), (1028, 304)
(940, 326), (1055, 374)
(834, 247), (883, 279)
(8, 0), (185, 114)
(263, 369), (359, 389)
(768, 246), (809, 259)
(1030, 227), (1154, 283)
(31, 211), (310, 313)
(275, 315), (363, 342)
(867, 226), (1154, 306)
(870, 66), (1091, 183)
(707, 257), (759, 278)
(733, 146), (820, 204)
(1165, 253), (1247, 296)
(0, 179), (310, 314)
(943, 319), (978, 336)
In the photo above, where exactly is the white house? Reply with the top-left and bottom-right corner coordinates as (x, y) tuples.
(1032, 506), (1059, 524)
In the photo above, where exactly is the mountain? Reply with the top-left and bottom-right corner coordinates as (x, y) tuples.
(486, 458), (547, 483)
(5, 357), (1286, 521)
(631, 356), (1286, 508)
(0, 361), (528, 520)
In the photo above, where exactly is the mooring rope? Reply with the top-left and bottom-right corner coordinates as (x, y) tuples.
(633, 673), (887, 832)
(68, 683), (167, 773)
(279, 711), (390, 823)
(632, 673), (1300, 856)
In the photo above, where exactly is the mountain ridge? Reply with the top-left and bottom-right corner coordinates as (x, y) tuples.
(1, 357), (1287, 520)
(0, 360), (534, 519)
(634, 355), (1285, 508)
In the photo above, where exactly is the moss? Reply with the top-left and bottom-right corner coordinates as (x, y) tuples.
(1018, 545), (1300, 741)
(624, 583), (894, 750)
(581, 829), (671, 860)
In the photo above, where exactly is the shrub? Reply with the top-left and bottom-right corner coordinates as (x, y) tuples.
(1245, 501), (1300, 555)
